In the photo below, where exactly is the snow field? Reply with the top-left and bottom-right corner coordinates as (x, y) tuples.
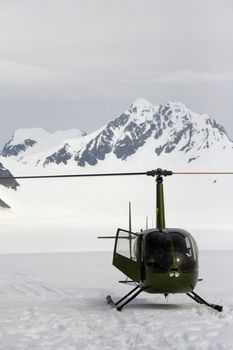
(0, 251), (232, 350)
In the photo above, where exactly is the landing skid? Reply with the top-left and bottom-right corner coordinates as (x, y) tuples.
(187, 290), (223, 312)
(106, 285), (146, 311)
(107, 288), (223, 312)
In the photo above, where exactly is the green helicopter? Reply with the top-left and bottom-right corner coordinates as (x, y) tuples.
(101, 169), (223, 311)
(1, 168), (232, 311)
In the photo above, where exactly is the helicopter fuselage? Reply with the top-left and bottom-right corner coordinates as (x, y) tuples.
(113, 228), (199, 294)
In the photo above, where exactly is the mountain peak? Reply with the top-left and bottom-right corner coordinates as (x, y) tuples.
(129, 98), (154, 113)
(131, 97), (153, 108)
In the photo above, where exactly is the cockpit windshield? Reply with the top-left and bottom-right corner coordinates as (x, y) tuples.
(143, 230), (198, 273)
(170, 232), (197, 271)
(143, 231), (173, 272)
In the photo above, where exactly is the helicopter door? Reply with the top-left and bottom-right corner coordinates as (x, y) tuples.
(113, 229), (141, 282)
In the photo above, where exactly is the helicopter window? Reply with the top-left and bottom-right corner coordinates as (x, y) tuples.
(185, 236), (192, 257)
(170, 232), (197, 271)
(115, 229), (137, 260)
(143, 232), (173, 272)
(189, 235), (198, 262)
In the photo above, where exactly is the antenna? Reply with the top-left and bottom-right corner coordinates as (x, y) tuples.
(128, 201), (133, 259)
(146, 215), (148, 230)
(129, 201), (132, 232)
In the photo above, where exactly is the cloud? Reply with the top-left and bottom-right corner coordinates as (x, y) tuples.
(0, 60), (69, 84)
(123, 70), (233, 84)
(153, 70), (233, 83)
(0, 60), (74, 99)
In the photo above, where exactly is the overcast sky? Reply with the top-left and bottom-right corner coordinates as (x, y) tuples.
(0, 0), (233, 147)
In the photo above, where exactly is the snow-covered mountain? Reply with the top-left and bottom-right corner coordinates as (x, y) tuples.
(1, 128), (86, 165)
(0, 99), (232, 168)
(72, 99), (232, 167)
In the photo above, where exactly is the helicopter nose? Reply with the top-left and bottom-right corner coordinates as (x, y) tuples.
(169, 268), (180, 278)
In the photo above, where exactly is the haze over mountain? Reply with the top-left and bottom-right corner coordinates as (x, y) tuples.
(1, 98), (232, 171)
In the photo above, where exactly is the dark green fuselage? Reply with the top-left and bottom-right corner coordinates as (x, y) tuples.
(112, 173), (199, 295)
(138, 228), (198, 294)
(113, 228), (199, 294)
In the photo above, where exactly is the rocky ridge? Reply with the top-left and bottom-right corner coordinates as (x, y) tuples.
(0, 99), (232, 168)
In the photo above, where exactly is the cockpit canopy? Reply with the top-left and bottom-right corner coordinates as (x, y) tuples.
(143, 229), (198, 272)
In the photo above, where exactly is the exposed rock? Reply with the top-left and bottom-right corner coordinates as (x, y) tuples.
(1, 139), (37, 157)
(44, 144), (72, 166)
(0, 198), (10, 209)
(0, 162), (19, 190)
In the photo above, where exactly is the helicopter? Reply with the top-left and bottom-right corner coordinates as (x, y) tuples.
(1, 167), (232, 312)
(98, 168), (226, 312)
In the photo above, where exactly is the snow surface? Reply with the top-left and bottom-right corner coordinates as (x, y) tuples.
(0, 250), (232, 350)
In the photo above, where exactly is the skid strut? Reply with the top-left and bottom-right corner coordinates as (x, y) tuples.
(187, 291), (223, 312)
(106, 285), (146, 311)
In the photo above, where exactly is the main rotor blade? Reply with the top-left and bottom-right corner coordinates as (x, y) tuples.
(1, 169), (233, 180)
(0, 171), (147, 180)
(174, 172), (233, 175)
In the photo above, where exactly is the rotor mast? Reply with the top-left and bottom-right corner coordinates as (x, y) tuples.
(145, 168), (173, 230)
(156, 173), (166, 230)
